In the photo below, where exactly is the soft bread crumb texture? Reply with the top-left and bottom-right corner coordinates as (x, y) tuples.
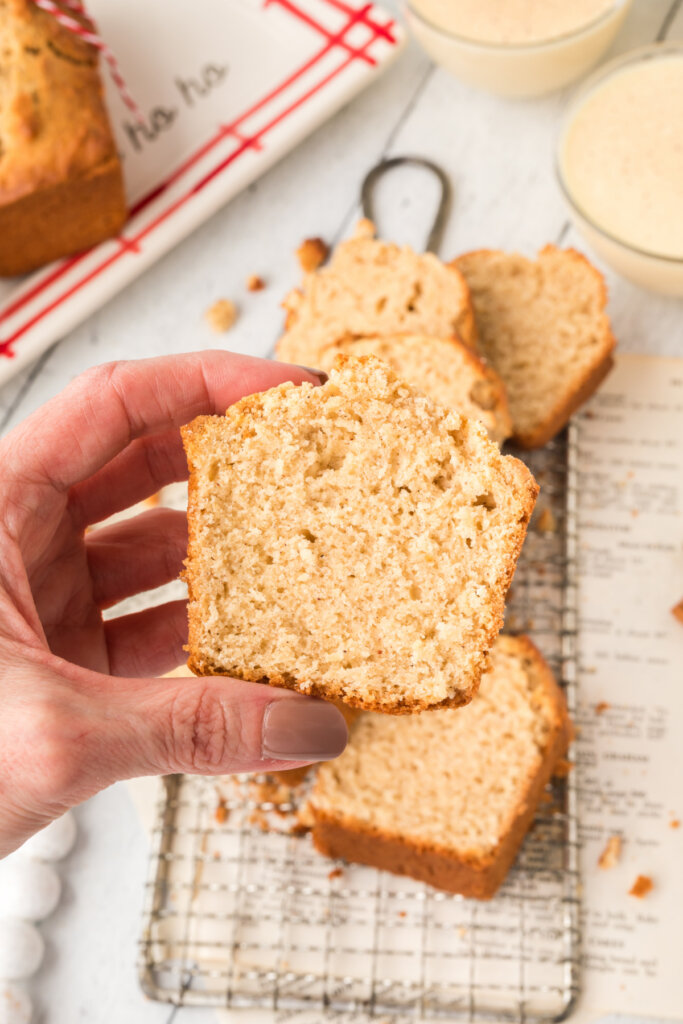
(629, 875), (654, 898)
(205, 298), (237, 333)
(598, 835), (622, 869)
(671, 599), (683, 625)
(310, 635), (570, 897)
(301, 333), (512, 444)
(183, 356), (538, 713)
(455, 246), (615, 448)
(277, 221), (476, 370)
(296, 236), (329, 272)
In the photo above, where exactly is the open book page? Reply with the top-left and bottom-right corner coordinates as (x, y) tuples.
(572, 352), (683, 1020)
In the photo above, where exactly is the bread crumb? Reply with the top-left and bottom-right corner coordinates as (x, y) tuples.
(553, 758), (573, 778)
(354, 217), (376, 240)
(629, 875), (653, 898)
(670, 818), (680, 829)
(537, 507), (557, 533)
(246, 274), (266, 292)
(398, 910), (407, 918)
(328, 867), (344, 881)
(143, 492), (161, 508)
(671, 599), (683, 625)
(249, 809), (269, 831)
(205, 299), (237, 333)
(598, 835), (621, 869)
(595, 701), (610, 715)
(214, 799), (229, 825)
(457, 927), (467, 939)
(296, 237), (328, 272)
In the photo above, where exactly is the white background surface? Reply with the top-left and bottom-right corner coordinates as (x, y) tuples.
(1, 0), (682, 1020)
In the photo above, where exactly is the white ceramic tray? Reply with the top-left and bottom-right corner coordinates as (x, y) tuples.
(0, 0), (403, 385)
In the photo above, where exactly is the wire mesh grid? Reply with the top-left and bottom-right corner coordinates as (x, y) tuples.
(138, 425), (581, 1022)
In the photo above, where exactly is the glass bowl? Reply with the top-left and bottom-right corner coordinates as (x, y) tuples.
(404, 0), (633, 98)
(557, 43), (683, 295)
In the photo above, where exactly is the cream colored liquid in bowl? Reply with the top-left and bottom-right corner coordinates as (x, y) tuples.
(414, 0), (617, 44)
(561, 56), (683, 261)
(406, 0), (631, 98)
(559, 50), (683, 294)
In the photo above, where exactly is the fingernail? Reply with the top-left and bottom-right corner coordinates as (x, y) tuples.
(297, 366), (328, 385)
(262, 699), (348, 760)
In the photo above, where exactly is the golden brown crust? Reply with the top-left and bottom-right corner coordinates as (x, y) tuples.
(0, 159), (126, 276)
(455, 246), (616, 449)
(0, 0), (126, 274)
(311, 635), (571, 899)
(514, 352), (614, 449)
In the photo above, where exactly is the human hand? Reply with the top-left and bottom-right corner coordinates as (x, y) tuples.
(0, 351), (347, 857)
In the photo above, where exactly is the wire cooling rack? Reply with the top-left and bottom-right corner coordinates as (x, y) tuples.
(138, 425), (581, 1022)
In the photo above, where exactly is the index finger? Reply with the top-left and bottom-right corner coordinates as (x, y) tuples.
(3, 351), (323, 495)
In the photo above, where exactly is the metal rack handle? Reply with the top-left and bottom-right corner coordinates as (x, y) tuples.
(360, 155), (451, 253)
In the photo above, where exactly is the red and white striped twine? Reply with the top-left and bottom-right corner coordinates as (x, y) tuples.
(31, 0), (143, 121)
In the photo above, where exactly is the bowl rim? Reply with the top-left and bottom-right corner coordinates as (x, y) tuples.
(556, 40), (683, 265)
(404, 0), (631, 53)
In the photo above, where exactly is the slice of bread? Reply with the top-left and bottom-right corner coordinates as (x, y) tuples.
(309, 634), (570, 898)
(455, 246), (615, 448)
(182, 356), (538, 713)
(276, 220), (476, 370)
(315, 333), (512, 444)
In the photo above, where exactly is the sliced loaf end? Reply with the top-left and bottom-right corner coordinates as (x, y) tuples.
(310, 634), (570, 897)
(455, 245), (615, 448)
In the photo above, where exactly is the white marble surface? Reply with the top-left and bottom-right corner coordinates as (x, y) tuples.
(1, 0), (682, 1020)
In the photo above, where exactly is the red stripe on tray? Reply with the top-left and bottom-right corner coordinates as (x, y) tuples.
(0, 0), (396, 357)
(266, 0), (376, 63)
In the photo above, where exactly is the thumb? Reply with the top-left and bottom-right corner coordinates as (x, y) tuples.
(99, 674), (349, 780)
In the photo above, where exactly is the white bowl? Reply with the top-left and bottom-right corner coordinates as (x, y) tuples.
(557, 43), (683, 296)
(404, 0), (632, 98)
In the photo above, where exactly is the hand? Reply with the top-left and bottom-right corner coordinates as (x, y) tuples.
(0, 351), (348, 857)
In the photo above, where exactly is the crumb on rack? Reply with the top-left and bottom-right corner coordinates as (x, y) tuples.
(248, 809), (269, 831)
(629, 875), (654, 898)
(214, 799), (229, 825)
(553, 758), (573, 779)
(536, 507), (557, 533)
(328, 867), (344, 881)
(205, 298), (237, 332)
(670, 818), (680, 829)
(595, 701), (610, 715)
(398, 910), (407, 918)
(672, 599), (683, 625)
(246, 274), (266, 292)
(296, 237), (329, 272)
(598, 835), (622, 870)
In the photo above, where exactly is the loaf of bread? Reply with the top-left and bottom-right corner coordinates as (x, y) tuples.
(306, 332), (512, 444)
(183, 355), (538, 713)
(276, 220), (476, 369)
(0, 0), (127, 276)
(454, 246), (615, 448)
(309, 634), (570, 898)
